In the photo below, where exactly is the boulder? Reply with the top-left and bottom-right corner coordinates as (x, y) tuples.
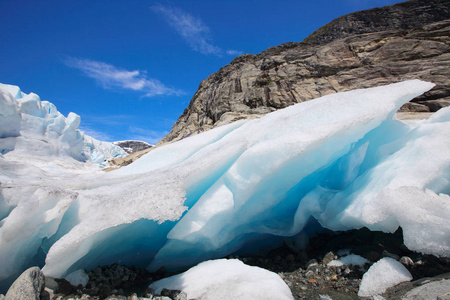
(4, 267), (44, 300)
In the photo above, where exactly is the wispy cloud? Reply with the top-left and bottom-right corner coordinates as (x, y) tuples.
(64, 57), (183, 97)
(152, 4), (242, 57)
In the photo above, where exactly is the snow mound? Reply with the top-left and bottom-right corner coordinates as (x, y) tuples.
(1, 80), (449, 291)
(358, 257), (413, 297)
(150, 259), (294, 300)
(0, 83), (126, 164)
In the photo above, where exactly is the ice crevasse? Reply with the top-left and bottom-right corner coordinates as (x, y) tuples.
(0, 80), (449, 290)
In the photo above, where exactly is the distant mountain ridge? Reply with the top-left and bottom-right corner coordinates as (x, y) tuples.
(302, 0), (449, 45)
(159, 0), (450, 145)
(113, 140), (153, 154)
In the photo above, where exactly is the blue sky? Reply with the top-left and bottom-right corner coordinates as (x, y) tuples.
(0, 0), (404, 144)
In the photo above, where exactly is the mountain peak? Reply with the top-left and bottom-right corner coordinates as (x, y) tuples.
(158, 0), (450, 145)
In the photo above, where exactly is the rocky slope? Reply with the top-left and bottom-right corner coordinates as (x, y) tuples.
(159, 0), (450, 145)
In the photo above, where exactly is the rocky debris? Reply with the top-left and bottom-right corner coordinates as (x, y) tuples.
(3, 266), (45, 300)
(0, 228), (450, 300)
(46, 264), (186, 300)
(159, 0), (450, 145)
(4, 229), (449, 300)
(112, 141), (152, 155)
(228, 228), (450, 300)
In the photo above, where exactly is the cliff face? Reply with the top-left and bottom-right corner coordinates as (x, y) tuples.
(159, 0), (450, 145)
(303, 0), (449, 45)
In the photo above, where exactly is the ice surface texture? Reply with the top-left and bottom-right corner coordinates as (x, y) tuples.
(1, 80), (449, 291)
(150, 259), (294, 300)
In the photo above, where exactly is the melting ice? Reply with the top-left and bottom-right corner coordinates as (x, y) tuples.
(0, 80), (449, 291)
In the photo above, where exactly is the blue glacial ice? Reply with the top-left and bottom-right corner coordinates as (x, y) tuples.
(0, 80), (449, 291)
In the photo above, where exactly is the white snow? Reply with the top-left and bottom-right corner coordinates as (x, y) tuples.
(0, 80), (449, 292)
(327, 254), (369, 268)
(358, 257), (413, 297)
(149, 259), (294, 300)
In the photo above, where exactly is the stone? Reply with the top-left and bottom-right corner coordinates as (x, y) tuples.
(54, 278), (77, 295)
(322, 252), (336, 266)
(403, 279), (450, 300)
(4, 267), (45, 300)
(305, 270), (315, 279)
(161, 288), (187, 300)
(438, 292), (450, 300)
(400, 256), (415, 267)
(41, 288), (54, 300)
(105, 296), (126, 300)
(144, 287), (156, 298)
(306, 259), (319, 269)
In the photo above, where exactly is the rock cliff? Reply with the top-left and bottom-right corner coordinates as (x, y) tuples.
(159, 0), (450, 144)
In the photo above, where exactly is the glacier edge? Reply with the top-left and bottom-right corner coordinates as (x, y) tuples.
(1, 80), (450, 290)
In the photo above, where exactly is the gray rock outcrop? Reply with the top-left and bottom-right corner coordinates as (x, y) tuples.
(159, 0), (450, 145)
(4, 267), (44, 300)
(113, 140), (153, 154)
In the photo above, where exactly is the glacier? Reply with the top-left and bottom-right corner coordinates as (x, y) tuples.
(0, 80), (449, 291)
(0, 83), (127, 165)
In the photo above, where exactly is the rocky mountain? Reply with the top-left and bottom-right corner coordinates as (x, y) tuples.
(113, 140), (152, 154)
(159, 0), (450, 145)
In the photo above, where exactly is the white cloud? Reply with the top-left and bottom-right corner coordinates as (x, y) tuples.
(64, 57), (183, 97)
(152, 4), (241, 57)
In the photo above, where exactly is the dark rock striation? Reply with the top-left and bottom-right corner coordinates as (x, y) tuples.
(159, 0), (450, 145)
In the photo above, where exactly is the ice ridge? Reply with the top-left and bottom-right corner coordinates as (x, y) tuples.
(0, 80), (449, 291)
